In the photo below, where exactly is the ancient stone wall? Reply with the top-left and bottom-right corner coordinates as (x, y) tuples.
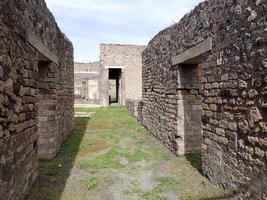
(99, 44), (146, 107)
(0, 0), (73, 199)
(74, 62), (100, 105)
(125, 99), (143, 120)
(142, 0), (267, 198)
(75, 62), (100, 72)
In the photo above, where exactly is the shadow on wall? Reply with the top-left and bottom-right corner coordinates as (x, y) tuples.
(185, 153), (237, 200)
(186, 155), (267, 199)
(25, 117), (89, 200)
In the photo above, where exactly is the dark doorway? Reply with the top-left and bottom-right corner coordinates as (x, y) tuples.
(108, 68), (121, 105)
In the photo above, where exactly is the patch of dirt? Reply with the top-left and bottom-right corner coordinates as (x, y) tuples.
(117, 156), (129, 165)
(154, 161), (174, 177)
(119, 138), (135, 149)
(88, 123), (113, 130)
(108, 169), (156, 200)
(77, 139), (110, 157)
(162, 188), (179, 200)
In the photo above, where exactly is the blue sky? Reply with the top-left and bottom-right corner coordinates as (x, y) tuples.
(45, 0), (204, 62)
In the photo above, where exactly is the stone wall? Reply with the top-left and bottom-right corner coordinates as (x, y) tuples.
(125, 99), (143, 120)
(75, 62), (99, 72)
(74, 45), (145, 108)
(142, 0), (267, 198)
(99, 44), (146, 107)
(74, 62), (100, 105)
(0, 0), (74, 199)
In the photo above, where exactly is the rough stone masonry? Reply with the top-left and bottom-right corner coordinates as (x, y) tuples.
(0, 0), (74, 199)
(142, 0), (267, 199)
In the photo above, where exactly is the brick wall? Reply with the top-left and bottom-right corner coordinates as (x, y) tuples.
(125, 99), (143, 120)
(0, 0), (73, 199)
(142, 0), (267, 198)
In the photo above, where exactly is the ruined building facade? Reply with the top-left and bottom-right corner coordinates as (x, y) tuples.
(0, 0), (74, 199)
(99, 44), (145, 110)
(74, 44), (145, 116)
(142, 0), (267, 199)
(74, 62), (100, 105)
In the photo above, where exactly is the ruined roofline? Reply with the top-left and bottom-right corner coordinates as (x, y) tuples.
(100, 43), (146, 48)
(74, 61), (100, 65)
(74, 61), (100, 72)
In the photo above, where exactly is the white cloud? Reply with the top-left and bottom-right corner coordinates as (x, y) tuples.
(46, 0), (127, 14)
(45, 0), (204, 62)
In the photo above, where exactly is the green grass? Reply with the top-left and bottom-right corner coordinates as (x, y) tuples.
(75, 107), (99, 113)
(126, 149), (150, 162)
(40, 118), (88, 176)
(143, 177), (178, 198)
(185, 153), (203, 174)
(156, 177), (178, 189)
(78, 152), (125, 171)
(84, 177), (98, 190)
(77, 147), (150, 172)
(76, 107), (151, 172)
(27, 107), (227, 200)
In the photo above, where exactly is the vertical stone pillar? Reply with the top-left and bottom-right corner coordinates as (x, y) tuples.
(120, 69), (126, 105)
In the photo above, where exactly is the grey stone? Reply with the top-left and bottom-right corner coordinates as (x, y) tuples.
(0, 0), (74, 199)
(171, 37), (212, 66)
(141, 0), (267, 198)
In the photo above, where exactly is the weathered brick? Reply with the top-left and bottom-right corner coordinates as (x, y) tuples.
(0, 0), (74, 199)
(141, 0), (267, 198)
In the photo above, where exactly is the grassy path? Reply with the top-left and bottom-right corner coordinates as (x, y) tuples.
(26, 107), (228, 200)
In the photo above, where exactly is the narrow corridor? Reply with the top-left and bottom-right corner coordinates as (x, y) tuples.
(26, 107), (228, 200)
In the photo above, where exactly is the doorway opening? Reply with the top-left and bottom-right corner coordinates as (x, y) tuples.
(37, 53), (57, 160)
(176, 63), (203, 155)
(108, 68), (122, 105)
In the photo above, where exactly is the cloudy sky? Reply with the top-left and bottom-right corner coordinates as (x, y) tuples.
(45, 0), (203, 62)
